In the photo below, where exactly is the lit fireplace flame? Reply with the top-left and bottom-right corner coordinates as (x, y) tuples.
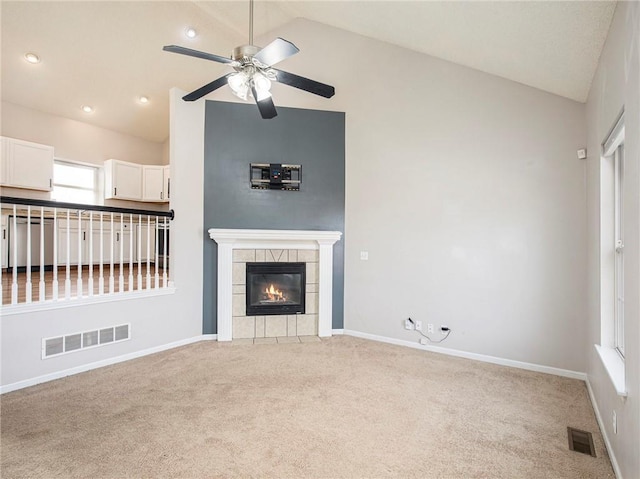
(265, 284), (285, 302)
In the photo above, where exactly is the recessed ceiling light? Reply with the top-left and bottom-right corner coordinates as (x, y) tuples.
(24, 52), (40, 64)
(81, 105), (94, 113)
(185, 27), (197, 39)
(139, 95), (149, 104)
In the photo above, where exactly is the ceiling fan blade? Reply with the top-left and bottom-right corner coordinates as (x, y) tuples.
(253, 38), (299, 67)
(163, 45), (233, 64)
(183, 74), (233, 102)
(272, 69), (335, 98)
(252, 88), (278, 119)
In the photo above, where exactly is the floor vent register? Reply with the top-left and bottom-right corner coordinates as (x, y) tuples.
(567, 427), (596, 457)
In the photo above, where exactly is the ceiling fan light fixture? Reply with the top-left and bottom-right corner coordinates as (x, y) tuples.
(228, 72), (250, 101)
(253, 72), (272, 93)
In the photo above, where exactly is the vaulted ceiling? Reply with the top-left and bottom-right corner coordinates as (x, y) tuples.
(1, 1), (616, 143)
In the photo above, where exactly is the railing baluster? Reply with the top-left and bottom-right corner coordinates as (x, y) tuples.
(154, 216), (159, 289)
(1, 198), (173, 307)
(163, 216), (168, 288)
(99, 212), (104, 295)
(109, 212), (114, 294)
(25, 206), (32, 303)
(65, 209), (71, 300)
(0, 208), (3, 303)
(119, 214), (124, 292)
(11, 205), (18, 305)
(128, 214), (134, 292)
(88, 211), (94, 296)
(76, 210), (83, 298)
(39, 207), (45, 301)
(137, 214), (142, 290)
(146, 215), (151, 290)
(52, 208), (58, 300)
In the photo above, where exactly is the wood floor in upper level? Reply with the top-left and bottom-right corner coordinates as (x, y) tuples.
(1, 264), (168, 306)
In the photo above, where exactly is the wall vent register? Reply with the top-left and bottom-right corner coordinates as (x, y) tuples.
(250, 163), (301, 191)
(42, 323), (130, 359)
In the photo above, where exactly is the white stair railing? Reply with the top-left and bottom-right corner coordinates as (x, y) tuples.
(1, 197), (172, 309)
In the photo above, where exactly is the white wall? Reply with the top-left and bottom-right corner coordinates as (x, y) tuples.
(257, 19), (587, 373)
(585, 2), (639, 478)
(0, 90), (204, 389)
(1, 101), (167, 209)
(1, 101), (163, 166)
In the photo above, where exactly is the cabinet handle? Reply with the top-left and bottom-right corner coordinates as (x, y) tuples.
(167, 179), (170, 199)
(161, 191), (163, 200)
(2, 229), (5, 240)
(83, 231), (86, 241)
(49, 178), (52, 188)
(117, 232), (120, 241)
(114, 187), (117, 197)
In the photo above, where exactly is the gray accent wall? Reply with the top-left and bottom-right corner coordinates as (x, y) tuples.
(203, 100), (345, 334)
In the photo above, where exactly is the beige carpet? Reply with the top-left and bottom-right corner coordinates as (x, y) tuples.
(1, 336), (614, 478)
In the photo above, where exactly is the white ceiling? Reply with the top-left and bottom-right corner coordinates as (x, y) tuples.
(1, 1), (616, 143)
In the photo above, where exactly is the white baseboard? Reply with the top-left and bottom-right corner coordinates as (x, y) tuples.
(0, 335), (210, 394)
(585, 378), (623, 479)
(342, 329), (587, 381)
(2, 328), (585, 394)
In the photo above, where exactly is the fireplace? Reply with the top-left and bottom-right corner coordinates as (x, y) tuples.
(208, 229), (342, 341)
(246, 262), (306, 316)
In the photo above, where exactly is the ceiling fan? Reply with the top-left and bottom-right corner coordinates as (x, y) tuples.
(163, 0), (335, 119)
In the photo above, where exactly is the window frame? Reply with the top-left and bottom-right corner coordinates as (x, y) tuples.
(613, 144), (624, 358)
(596, 110), (626, 397)
(52, 158), (103, 205)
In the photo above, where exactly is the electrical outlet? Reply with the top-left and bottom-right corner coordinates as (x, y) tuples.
(427, 323), (434, 334)
(415, 321), (422, 331)
(613, 411), (617, 434)
(404, 319), (413, 330)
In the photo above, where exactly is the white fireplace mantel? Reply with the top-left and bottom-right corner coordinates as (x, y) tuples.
(208, 229), (342, 341)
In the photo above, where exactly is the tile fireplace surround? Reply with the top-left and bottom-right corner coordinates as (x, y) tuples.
(208, 229), (342, 341)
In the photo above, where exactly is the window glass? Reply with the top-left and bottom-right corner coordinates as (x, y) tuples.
(52, 160), (99, 204)
(54, 163), (95, 188)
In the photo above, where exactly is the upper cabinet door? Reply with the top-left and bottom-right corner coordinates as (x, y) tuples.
(0, 137), (54, 191)
(104, 159), (142, 200)
(142, 165), (164, 202)
(163, 165), (170, 202)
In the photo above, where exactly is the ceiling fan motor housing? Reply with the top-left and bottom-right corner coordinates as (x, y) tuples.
(233, 44), (260, 62)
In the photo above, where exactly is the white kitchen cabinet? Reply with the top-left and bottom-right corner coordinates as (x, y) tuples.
(1, 215), (7, 269)
(163, 165), (170, 202)
(0, 138), (8, 186)
(57, 224), (83, 266)
(104, 159), (142, 200)
(113, 226), (133, 263)
(57, 220), (132, 265)
(135, 224), (156, 262)
(142, 165), (165, 202)
(0, 136), (54, 191)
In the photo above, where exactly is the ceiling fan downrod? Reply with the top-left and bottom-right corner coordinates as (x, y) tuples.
(249, 0), (254, 46)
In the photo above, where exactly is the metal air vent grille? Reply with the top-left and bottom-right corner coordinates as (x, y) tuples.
(42, 324), (130, 359)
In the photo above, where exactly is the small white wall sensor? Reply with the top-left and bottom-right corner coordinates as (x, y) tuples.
(577, 149), (587, 160)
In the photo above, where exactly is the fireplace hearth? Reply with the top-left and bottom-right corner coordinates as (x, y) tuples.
(246, 262), (306, 316)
